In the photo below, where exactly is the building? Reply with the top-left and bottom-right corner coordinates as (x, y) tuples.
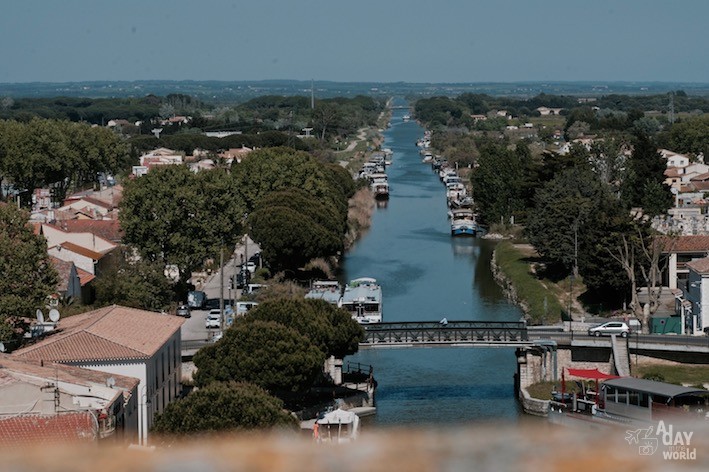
(683, 257), (709, 335)
(0, 355), (139, 445)
(11, 306), (184, 446)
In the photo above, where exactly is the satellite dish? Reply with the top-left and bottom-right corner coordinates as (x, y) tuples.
(106, 377), (116, 388)
(48, 309), (60, 323)
(36, 309), (44, 324)
(0, 342), (5, 353)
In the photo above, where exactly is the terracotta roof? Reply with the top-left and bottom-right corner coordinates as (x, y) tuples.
(0, 355), (139, 392)
(0, 412), (96, 446)
(49, 257), (74, 292)
(660, 235), (709, 253)
(687, 257), (709, 274)
(12, 305), (183, 363)
(691, 172), (709, 182)
(664, 167), (682, 178)
(75, 267), (95, 286)
(57, 219), (123, 242)
(55, 242), (105, 261)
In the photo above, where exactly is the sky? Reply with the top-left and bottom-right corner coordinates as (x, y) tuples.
(1, 0), (708, 84)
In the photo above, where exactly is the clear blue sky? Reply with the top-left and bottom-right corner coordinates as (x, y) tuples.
(2, 0), (707, 84)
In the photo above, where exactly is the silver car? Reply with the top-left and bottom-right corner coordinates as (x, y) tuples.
(588, 321), (630, 338)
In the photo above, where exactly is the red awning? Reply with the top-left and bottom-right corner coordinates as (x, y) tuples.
(566, 368), (620, 380)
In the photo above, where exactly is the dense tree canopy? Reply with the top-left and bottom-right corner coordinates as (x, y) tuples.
(93, 248), (173, 311)
(0, 118), (128, 206)
(193, 319), (325, 395)
(247, 298), (364, 358)
(0, 203), (58, 345)
(120, 165), (245, 281)
(152, 381), (297, 436)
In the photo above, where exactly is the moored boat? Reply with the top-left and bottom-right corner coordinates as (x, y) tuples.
(341, 277), (382, 324)
(450, 208), (479, 236)
(305, 280), (342, 306)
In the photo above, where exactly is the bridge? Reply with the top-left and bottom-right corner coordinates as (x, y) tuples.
(359, 321), (529, 348)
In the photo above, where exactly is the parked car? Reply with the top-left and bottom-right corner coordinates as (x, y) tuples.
(235, 269), (250, 289)
(205, 310), (221, 329)
(588, 321), (630, 338)
(235, 301), (258, 316)
(241, 261), (257, 274)
(176, 304), (191, 318)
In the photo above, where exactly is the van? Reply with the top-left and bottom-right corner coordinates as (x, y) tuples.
(246, 284), (267, 295)
(187, 290), (207, 309)
(236, 301), (259, 316)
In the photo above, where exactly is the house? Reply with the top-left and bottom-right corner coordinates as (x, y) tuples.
(49, 256), (92, 305)
(661, 235), (709, 290)
(682, 257), (709, 335)
(218, 146), (253, 165)
(41, 224), (117, 276)
(0, 355), (139, 446)
(133, 148), (184, 175)
(535, 107), (563, 116)
(11, 305), (184, 446)
(56, 219), (123, 244)
(660, 149), (690, 168)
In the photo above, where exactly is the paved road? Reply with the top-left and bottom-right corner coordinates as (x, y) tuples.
(181, 236), (260, 343)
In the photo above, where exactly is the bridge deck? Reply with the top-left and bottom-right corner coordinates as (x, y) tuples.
(360, 321), (528, 347)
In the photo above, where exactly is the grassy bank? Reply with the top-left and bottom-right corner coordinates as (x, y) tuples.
(634, 364), (709, 388)
(494, 241), (563, 325)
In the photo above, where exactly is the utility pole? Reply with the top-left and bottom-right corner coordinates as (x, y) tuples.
(219, 246), (224, 331)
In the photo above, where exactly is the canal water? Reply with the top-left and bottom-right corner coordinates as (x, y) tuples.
(343, 99), (524, 427)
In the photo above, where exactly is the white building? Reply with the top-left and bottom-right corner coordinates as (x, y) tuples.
(12, 305), (184, 445)
(684, 258), (709, 335)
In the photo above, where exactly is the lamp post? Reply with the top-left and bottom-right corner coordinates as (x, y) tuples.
(139, 384), (151, 446)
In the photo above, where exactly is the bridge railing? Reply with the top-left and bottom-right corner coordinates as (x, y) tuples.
(361, 321), (528, 344)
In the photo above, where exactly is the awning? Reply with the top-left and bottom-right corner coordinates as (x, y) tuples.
(566, 368), (620, 380)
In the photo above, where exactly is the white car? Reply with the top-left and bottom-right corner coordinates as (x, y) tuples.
(205, 310), (221, 329)
(588, 321), (630, 338)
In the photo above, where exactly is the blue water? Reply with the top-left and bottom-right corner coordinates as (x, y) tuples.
(344, 99), (524, 427)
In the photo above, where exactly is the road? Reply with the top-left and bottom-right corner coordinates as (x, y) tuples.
(181, 236), (260, 344)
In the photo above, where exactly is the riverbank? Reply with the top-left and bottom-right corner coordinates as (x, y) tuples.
(491, 241), (564, 325)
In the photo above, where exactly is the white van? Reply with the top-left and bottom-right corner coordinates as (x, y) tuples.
(246, 284), (267, 295)
(236, 301), (258, 316)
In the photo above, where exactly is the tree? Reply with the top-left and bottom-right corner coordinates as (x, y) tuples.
(152, 381), (297, 436)
(621, 132), (672, 216)
(0, 203), (58, 346)
(248, 298), (363, 358)
(248, 205), (343, 272)
(193, 319), (325, 395)
(120, 166), (245, 283)
(93, 247), (173, 311)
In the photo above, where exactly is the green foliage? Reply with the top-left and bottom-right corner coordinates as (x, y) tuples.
(193, 319), (325, 395)
(152, 381), (297, 436)
(621, 132), (673, 216)
(0, 118), (128, 206)
(247, 298), (364, 358)
(120, 165), (245, 281)
(471, 141), (530, 225)
(659, 114), (709, 158)
(249, 205), (343, 273)
(0, 204), (58, 344)
(93, 247), (173, 311)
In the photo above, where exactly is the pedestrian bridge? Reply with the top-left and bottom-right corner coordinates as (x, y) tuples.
(359, 321), (530, 348)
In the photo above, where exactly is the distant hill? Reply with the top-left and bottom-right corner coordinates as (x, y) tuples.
(1, 80), (708, 102)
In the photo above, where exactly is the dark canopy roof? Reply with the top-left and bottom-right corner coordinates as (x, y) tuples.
(603, 377), (709, 399)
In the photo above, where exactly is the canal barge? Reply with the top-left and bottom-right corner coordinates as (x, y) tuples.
(341, 277), (383, 324)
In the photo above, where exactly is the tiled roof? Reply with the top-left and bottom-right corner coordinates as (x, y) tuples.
(76, 267), (95, 286)
(57, 219), (123, 242)
(687, 257), (709, 274)
(12, 305), (183, 363)
(0, 355), (137, 397)
(0, 412), (96, 446)
(661, 235), (709, 253)
(50, 257), (74, 292)
(55, 241), (105, 260)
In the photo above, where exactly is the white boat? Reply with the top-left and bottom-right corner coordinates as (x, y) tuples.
(341, 277), (382, 324)
(370, 180), (390, 199)
(450, 209), (479, 237)
(446, 182), (466, 201)
(315, 408), (360, 443)
(305, 280), (342, 306)
(402, 114), (410, 122)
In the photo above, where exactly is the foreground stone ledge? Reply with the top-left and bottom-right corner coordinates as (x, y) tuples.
(1, 422), (707, 471)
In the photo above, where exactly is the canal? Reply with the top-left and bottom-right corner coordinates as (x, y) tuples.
(343, 99), (524, 427)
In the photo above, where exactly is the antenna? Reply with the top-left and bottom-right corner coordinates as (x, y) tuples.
(48, 308), (61, 323)
(311, 79), (314, 109)
(36, 309), (44, 324)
